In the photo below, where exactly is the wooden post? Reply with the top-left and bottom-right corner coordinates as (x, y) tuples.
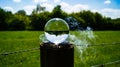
(40, 42), (74, 67)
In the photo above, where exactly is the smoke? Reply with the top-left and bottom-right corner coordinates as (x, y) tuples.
(69, 26), (96, 61)
(39, 34), (48, 44)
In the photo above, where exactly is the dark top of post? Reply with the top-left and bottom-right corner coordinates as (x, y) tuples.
(41, 42), (73, 48)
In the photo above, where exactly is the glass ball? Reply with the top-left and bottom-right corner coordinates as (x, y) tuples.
(44, 18), (69, 45)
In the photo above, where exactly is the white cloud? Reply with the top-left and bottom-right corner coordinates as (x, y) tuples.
(23, 3), (53, 14)
(60, 2), (89, 13)
(91, 8), (120, 19)
(33, 0), (39, 3)
(104, 0), (111, 5)
(101, 8), (120, 18)
(54, 0), (60, 3)
(41, 3), (54, 12)
(41, 0), (48, 2)
(13, 0), (21, 3)
(4, 6), (15, 13)
(23, 5), (36, 15)
(33, 0), (48, 3)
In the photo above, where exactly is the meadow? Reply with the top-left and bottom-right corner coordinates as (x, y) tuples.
(0, 31), (120, 67)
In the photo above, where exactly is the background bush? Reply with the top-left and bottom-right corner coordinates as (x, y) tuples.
(0, 5), (120, 31)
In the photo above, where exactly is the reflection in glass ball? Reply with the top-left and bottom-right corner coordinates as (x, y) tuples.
(44, 18), (69, 45)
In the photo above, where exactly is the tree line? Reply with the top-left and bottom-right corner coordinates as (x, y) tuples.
(0, 5), (120, 31)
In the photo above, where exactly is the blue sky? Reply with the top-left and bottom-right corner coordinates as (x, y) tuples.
(0, 0), (120, 18)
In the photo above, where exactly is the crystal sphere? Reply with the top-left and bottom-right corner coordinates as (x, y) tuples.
(44, 18), (69, 45)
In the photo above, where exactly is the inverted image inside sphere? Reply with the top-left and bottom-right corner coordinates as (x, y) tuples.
(44, 18), (69, 45)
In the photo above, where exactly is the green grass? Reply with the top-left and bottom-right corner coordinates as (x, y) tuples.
(0, 31), (120, 67)
(0, 31), (42, 67)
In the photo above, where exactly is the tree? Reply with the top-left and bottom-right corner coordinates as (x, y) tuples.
(32, 4), (46, 15)
(70, 13), (86, 29)
(36, 4), (45, 13)
(94, 12), (104, 30)
(51, 5), (68, 19)
(110, 18), (120, 30)
(74, 10), (96, 29)
(0, 8), (9, 30)
(9, 13), (31, 30)
(9, 19), (25, 30)
(74, 16), (86, 29)
(0, 5), (120, 31)
(16, 10), (26, 15)
(82, 11), (95, 27)
(30, 11), (51, 30)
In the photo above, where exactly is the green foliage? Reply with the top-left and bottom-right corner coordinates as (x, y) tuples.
(9, 14), (31, 30)
(51, 5), (68, 19)
(9, 19), (25, 30)
(0, 8), (9, 30)
(16, 10), (26, 15)
(51, 5), (62, 18)
(30, 11), (51, 30)
(70, 14), (86, 28)
(94, 12), (103, 30)
(110, 18), (120, 30)
(0, 4), (120, 31)
(77, 10), (96, 26)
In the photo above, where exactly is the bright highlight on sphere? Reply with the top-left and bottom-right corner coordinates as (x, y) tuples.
(44, 18), (69, 45)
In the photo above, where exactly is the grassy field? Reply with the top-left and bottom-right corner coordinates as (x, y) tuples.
(0, 31), (120, 67)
